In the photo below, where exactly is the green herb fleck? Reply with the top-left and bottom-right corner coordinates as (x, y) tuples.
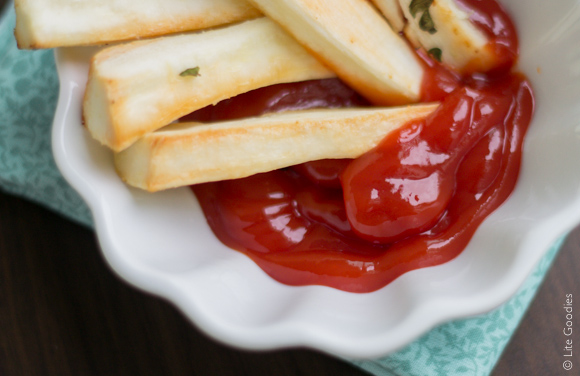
(428, 47), (442, 62)
(409, 0), (433, 18)
(409, 0), (437, 34)
(179, 67), (200, 77)
(419, 9), (437, 34)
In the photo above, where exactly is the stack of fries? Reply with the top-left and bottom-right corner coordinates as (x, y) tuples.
(15, 0), (496, 192)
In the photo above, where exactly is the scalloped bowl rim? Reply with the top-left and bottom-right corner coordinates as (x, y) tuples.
(51, 0), (580, 359)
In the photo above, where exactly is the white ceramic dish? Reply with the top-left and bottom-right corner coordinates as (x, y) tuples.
(52, 0), (580, 358)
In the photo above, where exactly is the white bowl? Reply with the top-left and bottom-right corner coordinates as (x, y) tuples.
(52, 0), (580, 358)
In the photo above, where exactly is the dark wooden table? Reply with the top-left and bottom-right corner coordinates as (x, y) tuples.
(1, 1), (578, 375)
(1, 191), (579, 376)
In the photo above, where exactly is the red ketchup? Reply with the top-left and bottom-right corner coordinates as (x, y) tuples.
(456, 0), (519, 75)
(189, 0), (534, 293)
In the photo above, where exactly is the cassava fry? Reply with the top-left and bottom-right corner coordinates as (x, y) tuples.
(115, 104), (439, 192)
(246, 0), (425, 105)
(14, 0), (261, 49)
(396, 0), (495, 74)
(370, 0), (406, 32)
(83, 18), (335, 152)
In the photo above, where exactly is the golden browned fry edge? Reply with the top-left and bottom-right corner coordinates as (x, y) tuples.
(246, 0), (425, 105)
(82, 18), (335, 152)
(14, 0), (261, 49)
(115, 104), (439, 192)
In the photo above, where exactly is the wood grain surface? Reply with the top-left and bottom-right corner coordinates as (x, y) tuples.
(0, 190), (578, 376)
(1, 1), (578, 374)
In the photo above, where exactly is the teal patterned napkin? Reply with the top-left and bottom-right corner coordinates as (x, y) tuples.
(0, 5), (91, 227)
(0, 6), (563, 376)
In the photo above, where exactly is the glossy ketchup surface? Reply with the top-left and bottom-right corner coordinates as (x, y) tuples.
(190, 1), (534, 293)
(456, 0), (519, 75)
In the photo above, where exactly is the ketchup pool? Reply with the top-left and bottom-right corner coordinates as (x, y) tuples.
(187, 0), (534, 293)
